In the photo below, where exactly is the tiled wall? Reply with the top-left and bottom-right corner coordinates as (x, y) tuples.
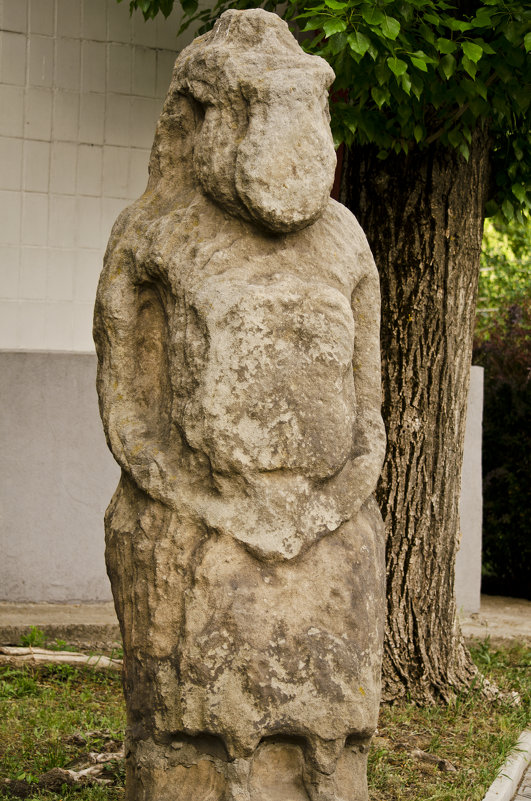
(0, 0), (186, 351)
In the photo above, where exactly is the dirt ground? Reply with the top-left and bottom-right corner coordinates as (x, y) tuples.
(459, 595), (531, 645)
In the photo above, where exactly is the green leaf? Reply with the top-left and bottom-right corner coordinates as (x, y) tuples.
(502, 21), (521, 47)
(375, 61), (390, 84)
(323, 18), (347, 36)
(475, 79), (488, 100)
(302, 17), (327, 31)
(437, 38), (457, 54)
(328, 31), (348, 54)
(324, 0), (347, 8)
(413, 124), (423, 143)
(361, 6), (385, 25)
(181, 0), (197, 14)
(347, 31), (371, 56)
(511, 184), (526, 203)
(459, 141), (470, 161)
(400, 72), (412, 95)
(371, 85), (389, 107)
(410, 55), (428, 71)
(462, 55), (477, 78)
(410, 73), (423, 99)
(462, 41), (483, 63)
(448, 128), (461, 148)
(525, 32), (531, 52)
(440, 53), (456, 79)
(387, 56), (408, 77)
(380, 16), (400, 39)
(446, 18), (473, 32)
(502, 198), (514, 219)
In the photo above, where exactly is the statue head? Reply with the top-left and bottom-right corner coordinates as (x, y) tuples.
(156, 9), (336, 233)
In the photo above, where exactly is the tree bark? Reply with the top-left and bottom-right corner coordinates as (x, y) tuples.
(343, 127), (491, 702)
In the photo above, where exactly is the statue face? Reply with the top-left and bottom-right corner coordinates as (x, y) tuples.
(174, 10), (337, 234)
(192, 68), (336, 233)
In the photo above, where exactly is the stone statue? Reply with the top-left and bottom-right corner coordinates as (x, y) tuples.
(94, 9), (386, 801)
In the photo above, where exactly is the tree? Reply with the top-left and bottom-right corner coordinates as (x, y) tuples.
(119, 0), (530, 702)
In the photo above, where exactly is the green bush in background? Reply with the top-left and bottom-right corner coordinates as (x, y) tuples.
(474, 218), (530, 599)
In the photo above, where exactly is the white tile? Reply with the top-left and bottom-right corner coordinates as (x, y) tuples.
(155, 11), (182, 51)
(0, 32), (27, 85)
(82, 0), (106, 41)
(19, 245), (46, 298)
(50, 141), (77, 193)
(47, 248), (74, 300)
(43, 300), (73, 348)
(76, 195), (101, 248)
(56, 0), (81, 37)
(107, 0), (131, 43)
(53, 90), (79, 141)
(49, 193), (76, 247)
(78, 92), (104, 144)
(130, 96), (160, 149)
(101, 196), (126, 246)
(132, 45), (156, 97)
(0, 84), (24, 137)
(0, 137), (23, 190)
(29, 0), (54, 36)
(0, 189), (21, 245)
(28, 34), (54, 87)
(132, 11), (157, 48)
(81, 40), (105, 93)
(0, 246), (20, 298)
(2, 0), (28, 33)
(23, 139), (50, 191)
(128, 148), (148, 197)
(108, 43), (131, 94)
(21, 191), (48, 245)
(54, 37), (80, 91)
(156, 50), (176, 98)
(24, 86), (53, 140)
(72, 300), (95, 351)
(0, 300), (19, 347)
(16, 299), (47, 348)
(104, 93), (130, 146)
(74, 248), (101, 302)
(102, 144), (128, 197)
(77, 143), (102, 195)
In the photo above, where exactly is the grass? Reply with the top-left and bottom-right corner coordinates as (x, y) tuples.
(0, 663), (125, 799)
(368, 640), (531, 800)
(0, 640), (529, 800)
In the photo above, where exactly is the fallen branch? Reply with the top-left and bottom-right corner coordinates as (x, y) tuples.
(0, 646), (122, 672)
(1, 748), (125, 798)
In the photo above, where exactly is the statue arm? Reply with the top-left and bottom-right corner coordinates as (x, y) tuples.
(321, 260), (386, 519)
(94, 246), (180, 506)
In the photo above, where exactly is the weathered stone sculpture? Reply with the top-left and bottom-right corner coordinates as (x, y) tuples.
(94, 9), (386, 801)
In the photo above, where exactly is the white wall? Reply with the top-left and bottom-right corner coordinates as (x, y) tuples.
(0, 0), (185, 351)
(0, 352), (118, 601)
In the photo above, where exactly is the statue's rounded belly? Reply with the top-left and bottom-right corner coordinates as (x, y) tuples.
(182, 279), (356, 479)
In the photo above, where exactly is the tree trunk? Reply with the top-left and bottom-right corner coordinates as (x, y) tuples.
(343, 127), (491, 702)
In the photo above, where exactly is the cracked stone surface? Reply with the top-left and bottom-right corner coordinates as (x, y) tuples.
(94, 9), (386, 800)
